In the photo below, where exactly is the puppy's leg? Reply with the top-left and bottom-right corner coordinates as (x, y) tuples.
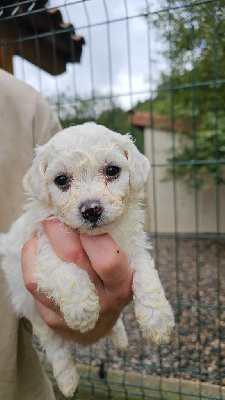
(36, 233), (101, 333)
(31, 312), (79, 397)
(131, 251), (174, 345)
(108, 315), (128, 351)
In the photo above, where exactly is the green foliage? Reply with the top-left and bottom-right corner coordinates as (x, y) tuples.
(145, 0), (225, 187)
(164, 112), (225, 188)
(135, 94), (171, 118)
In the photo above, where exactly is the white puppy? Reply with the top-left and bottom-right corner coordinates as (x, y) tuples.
(0, 123), (174, 397)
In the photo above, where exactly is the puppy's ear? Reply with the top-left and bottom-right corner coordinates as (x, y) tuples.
(23, 149), (49, 202)
(123, 135), (150, 193)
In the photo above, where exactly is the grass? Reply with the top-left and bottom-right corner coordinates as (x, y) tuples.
(48, 363), (225, 400)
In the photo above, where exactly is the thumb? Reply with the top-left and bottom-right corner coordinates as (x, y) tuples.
(80, 233), (132, 292)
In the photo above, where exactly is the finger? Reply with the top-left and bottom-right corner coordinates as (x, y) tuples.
(35, 300), (120, 346)
(35, 300), (68, 332)
(21, 237), (59, 311)
(43, 220), (103, 288)
(80, 233), (133, 293)
(43, 219), (87, 264)
(35, 300), (94, 344)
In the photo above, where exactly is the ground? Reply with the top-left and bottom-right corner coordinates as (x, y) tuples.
(71, 238), (225, 385)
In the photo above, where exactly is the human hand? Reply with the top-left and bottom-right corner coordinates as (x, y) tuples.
(21, 220), (133, 345)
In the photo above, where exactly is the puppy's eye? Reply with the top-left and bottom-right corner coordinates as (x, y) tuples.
(54, 175), (70, 190)
(105, 166), (121, 180)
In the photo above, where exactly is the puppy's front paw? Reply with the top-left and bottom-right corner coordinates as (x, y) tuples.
(62, 289), (100, 333)
(133, 269), (174, 345)
(59, 267), (101, 333)
(135, 299), (174, 345)
(36, 236), (100, 333)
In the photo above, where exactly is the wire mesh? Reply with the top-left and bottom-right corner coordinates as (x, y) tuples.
(0, 1), (224, 399)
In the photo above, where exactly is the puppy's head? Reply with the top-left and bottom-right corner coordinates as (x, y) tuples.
(23, 123), (150, 233)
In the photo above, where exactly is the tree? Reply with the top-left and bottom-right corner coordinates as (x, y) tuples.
(145, 1), (225, 187)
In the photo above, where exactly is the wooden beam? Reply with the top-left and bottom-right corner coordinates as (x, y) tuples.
(0, 42), (14, 74)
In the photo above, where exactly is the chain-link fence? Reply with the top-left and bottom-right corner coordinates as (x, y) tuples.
(0, 1), (224, 399)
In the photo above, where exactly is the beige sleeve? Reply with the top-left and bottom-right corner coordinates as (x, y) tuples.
(33, 95), (62, 147)
(0, 70), (57, 399)
(0, 69), (62, 231)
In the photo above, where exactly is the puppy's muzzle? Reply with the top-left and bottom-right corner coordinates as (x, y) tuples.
(80, 200), (103, 224)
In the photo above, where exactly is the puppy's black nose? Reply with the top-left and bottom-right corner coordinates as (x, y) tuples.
(80, 200), (103, 224)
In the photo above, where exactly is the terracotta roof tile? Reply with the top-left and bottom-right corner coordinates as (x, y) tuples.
(129, 110), (192, 134)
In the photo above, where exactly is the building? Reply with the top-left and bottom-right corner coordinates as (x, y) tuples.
(129, 110), (225, 235)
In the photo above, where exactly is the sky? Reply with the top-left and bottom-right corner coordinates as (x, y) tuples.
(14, 0), (168, 111)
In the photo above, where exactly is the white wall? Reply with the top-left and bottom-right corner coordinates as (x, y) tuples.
(144, 128), (225, 234)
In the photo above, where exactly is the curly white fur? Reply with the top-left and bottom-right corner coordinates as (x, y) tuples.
(0, 122), (174, 397)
